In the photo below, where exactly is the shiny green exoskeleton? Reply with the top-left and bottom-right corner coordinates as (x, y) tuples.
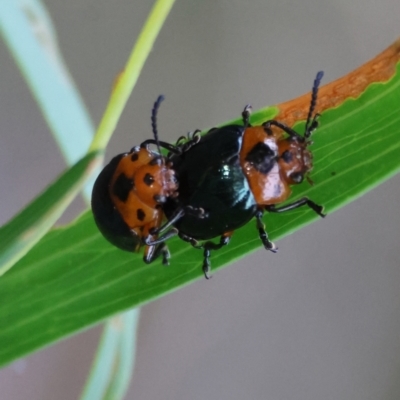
(164, 125), (258, 240)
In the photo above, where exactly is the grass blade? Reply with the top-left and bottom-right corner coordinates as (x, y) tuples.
(89, 0), (176, 152)
(0, 151), (101, 277)
(104, 310), (140, 400)
(79, 318), (120, 400)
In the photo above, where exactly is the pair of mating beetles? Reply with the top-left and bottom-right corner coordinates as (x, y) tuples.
(91, 72), (325, 279)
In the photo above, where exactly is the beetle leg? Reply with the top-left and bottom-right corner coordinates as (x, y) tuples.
(140, 139), (182, 154)
(255, 210), (278, 253)
(141, 130), (202, 156)
(143, 228), (179, 246)
(143, 243), (171, 265)
(202, 248), (212, 279)
(150, 208), (186, 235)
(265, 198), (325, 217)
(177, 130), (202, 153)
(175, 135), (187, 146)
(262, 120), (304, 141)
(242, 104), (252, 127)
(178, 232), (202, 248)
(150, 205), (207, 238)
(160, 244), (171, 265)
(178, 232), (233, 279)
(200, 233), (233, 279)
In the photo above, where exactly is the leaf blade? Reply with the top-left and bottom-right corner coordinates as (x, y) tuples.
(0, 151), (102, 277)
(0, 46), (399, 367)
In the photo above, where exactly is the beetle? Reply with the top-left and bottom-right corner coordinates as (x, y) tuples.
(159, 71), (326, 278)
(91, 96), (179, 265)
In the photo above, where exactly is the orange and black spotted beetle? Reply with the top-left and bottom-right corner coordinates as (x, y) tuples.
(162, 72), (325, 278)
(91, 97), (180, 264)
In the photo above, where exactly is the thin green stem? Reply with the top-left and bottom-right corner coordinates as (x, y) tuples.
(89, 0), (176, 152)
(80, 320), (120, 400)
(104, 311), (140, 400)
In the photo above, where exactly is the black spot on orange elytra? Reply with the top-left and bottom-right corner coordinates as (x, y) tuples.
(131, 153), (139, 162)
(112, 173), (133, 202)
(137, 209), (146, 221)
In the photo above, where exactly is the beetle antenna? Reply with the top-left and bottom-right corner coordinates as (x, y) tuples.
(151, 95), (165, 157)
(304, 71), (323, 138)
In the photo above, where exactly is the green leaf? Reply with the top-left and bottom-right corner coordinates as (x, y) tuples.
(0, 57), (399, 368)
(0, 151), (102, 277)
